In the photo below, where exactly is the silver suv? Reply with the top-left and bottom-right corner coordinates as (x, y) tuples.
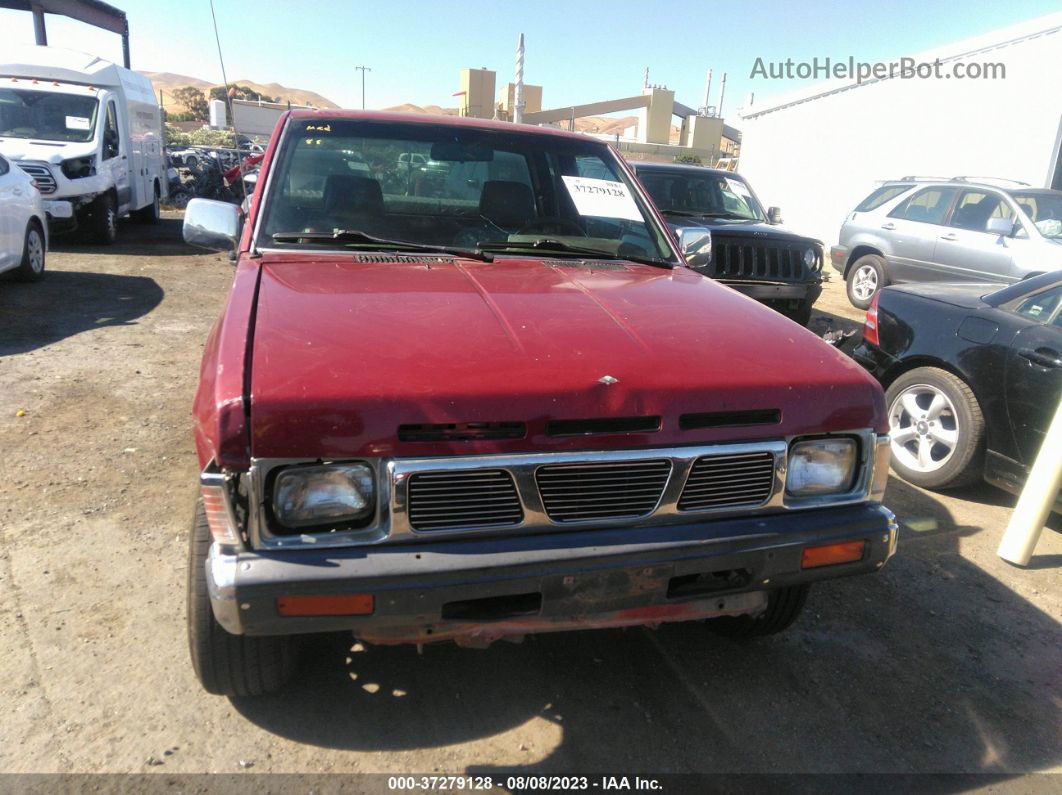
(831, 177), (1062, 308)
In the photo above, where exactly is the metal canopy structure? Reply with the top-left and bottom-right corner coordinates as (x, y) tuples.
(0, 0), (130, 67)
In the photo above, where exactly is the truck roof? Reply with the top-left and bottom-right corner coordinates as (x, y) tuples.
(1, 44), (133, 89)
(284, 109), (594, 142)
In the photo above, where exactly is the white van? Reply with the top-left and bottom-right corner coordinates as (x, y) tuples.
(0, 45), (166, 244)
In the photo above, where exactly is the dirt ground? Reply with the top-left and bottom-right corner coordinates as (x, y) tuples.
(0, 217), (1059, 781)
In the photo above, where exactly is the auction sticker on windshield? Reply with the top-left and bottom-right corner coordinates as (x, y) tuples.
(65, 116), (91, 131)
(561, 176), (643, 222)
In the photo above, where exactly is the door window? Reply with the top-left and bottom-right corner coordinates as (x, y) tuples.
(1011, 286), (1062, 322)
(889, 187), (957, 225)
(0, 154), (8, 176)
(103, 101), (120, 160)
(856, 184), (912, 212)
(950, 190), (1014, 232)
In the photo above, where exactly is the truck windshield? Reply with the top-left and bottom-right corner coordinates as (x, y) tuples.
(260, 118), (677, 264)
(0, 88), (99, 143)
(1012, 192), (1062, 239)
(638, 170), (765, 221)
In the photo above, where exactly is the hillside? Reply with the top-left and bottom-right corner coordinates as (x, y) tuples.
(140, 70), (338, 112)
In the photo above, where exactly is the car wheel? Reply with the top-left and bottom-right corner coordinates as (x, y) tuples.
(169, 190), (192, 209)
(706, 585), (810, 638)
(885, 367), (985, 489)
(91, 192), (118, 244)
(846, 254), (887, 310)
(187, 498), (298, 696)
(134, 183), (161, 224)
(13, 222), (46, 282)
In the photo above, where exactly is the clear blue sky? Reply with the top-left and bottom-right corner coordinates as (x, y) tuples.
(2, 0), (1059, 117)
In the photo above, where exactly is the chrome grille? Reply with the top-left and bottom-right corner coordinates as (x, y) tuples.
(407, 469), (523, 531)
(17, 163), (57, 194)
(536, 459), (672, 522)
(709, 236), (806, 282)
(678, 452), (775, 511)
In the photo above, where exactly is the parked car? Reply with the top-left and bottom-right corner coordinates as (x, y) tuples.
(852, 271), (1061, 507)
(832, 177), (1062, 309)
(0, 153), (47, 282)
(181, 110), (897, 696)
(631, 162), (824, 325)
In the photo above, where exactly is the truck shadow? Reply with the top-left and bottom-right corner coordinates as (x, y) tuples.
(51, 216), (199, 257)
(231, 478), (1061, 777)
(0, 270), (163, 356)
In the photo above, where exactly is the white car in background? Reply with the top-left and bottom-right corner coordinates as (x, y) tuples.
(0, 152), (47, 282)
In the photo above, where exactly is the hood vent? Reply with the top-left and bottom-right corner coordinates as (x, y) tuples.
(544, 259), (629, 271)
(546, 416), (661, 437)
(398, 421), (526, 442)
(352, 254), (457, 265)
(680, 409), (781, 430)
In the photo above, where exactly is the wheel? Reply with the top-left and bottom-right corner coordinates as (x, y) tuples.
(90, 192), (118, 244)
(13, 222), (46, 282)
(846, 254), (887, 310)
(707, 585), (810, 638)
(885, 367), (985, 489)
(169, 189), (192, 210)
(134, 183), (160, 224)
(187, 498), (298, 696)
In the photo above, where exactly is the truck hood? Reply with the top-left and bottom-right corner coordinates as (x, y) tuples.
(249, 253), (884, 459)
(0, 138), (95, 164)
(662, 215), (822, 246)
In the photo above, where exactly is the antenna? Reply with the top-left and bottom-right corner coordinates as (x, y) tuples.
(514, 34), (525, 124)
(208, 0), (247, 204)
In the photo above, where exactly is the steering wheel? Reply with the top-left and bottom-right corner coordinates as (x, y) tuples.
(516, 217), (589, 237)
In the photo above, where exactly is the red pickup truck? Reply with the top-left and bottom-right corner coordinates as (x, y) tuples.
(183, 111), (896, 696)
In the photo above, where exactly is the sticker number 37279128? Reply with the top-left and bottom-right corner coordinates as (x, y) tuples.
(561, 176), (644, 223)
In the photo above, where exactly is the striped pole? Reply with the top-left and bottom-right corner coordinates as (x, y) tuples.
(514, 33), (525, 124)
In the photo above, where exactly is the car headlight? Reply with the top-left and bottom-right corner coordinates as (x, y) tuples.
(803, 247), (817, 268)
(787, 438), (857, 496)
(273, 464), (375, 528)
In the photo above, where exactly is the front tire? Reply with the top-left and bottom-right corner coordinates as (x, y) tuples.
(90, 192), (118, 244)
(885, 367), (985, 489)
(707, 585), (810, 638)
(187, 499), (298, 696)
(846, 254), (887, 310)
(13, 222), (46, 282)
(134, 183), (161, 224)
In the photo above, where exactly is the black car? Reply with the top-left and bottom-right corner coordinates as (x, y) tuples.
(853, 271), (1061, 508)
(631, 162), (824, 325)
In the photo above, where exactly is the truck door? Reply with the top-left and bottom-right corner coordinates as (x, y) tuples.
(101, 99), (131, 214)
(1003, 284), (1062, 464)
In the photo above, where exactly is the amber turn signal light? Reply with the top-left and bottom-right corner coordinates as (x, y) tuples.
(801, 540), (866, 569)
(276, 594), (375, 617)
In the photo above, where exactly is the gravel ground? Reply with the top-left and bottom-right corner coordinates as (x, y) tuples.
(0, 216), (1059, 780)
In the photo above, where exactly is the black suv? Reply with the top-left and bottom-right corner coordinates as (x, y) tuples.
(632, 162), (824, 325)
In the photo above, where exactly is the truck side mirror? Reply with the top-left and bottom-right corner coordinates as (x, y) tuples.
(767, 206), (783, 225)
(678, 226), (712, 266)
(184, 198), (240, 253)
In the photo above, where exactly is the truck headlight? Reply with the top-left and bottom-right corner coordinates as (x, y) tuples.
(803, 247), (818, 268)
(787, 438), (857, 496)
(273, 464), (375, 528)
(61, 155), (96, 179)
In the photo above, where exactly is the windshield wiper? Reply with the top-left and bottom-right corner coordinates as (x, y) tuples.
(271, 229), (493, 261)
(697, 211), (757, 220)
(476, 238), (673, 269)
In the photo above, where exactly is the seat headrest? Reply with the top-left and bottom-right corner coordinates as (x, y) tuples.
(323, 174), (384, 216)
(479, 180), (535, 229)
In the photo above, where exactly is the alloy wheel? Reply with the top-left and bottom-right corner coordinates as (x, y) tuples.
(852, 264), (878, 302)
(888, 384), (959, 472)
(27, 229), (44, 273)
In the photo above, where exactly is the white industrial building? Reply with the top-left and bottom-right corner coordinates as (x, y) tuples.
(737, 12), (1062, 245)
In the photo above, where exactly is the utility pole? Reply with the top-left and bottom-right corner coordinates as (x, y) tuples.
(355, 65), (371, 110)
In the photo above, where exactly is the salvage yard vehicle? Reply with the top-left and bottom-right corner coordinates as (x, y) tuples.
(0, 45), (166, 243)
(184, 110), (897, 696)
(631, 162), (824, 325)
(832, 177), (1062, 309)
(853, 271), (1062, 505)
(0, 152), (47, 281)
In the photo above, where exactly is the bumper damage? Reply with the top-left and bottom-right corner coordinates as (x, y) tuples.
(207, 503), (898, 646)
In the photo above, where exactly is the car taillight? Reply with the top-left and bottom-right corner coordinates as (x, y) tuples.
(863, 292), (880, 347)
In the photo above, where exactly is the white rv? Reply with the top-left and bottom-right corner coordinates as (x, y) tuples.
(0, 45), (166, 243)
